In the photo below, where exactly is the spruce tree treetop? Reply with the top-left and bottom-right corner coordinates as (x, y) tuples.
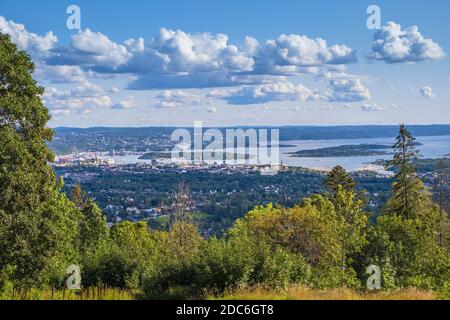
(384, 124), (424, 219)
(387, 124), (419, 172)
(324, 165), (356, 195)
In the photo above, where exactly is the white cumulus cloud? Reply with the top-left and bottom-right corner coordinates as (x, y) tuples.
(223, 81), (316, 105)
(39, 23), (358, 89)
(48, 28), (131, 69)
(367, 21), (445, 63)
(322, 73), (371, 102)
(0, 15), (57, 59)
(34, 65), (87, 83)
(148, 90), (209, 108)
(254, 34), (357, 74)
(43, 81), (112, 111)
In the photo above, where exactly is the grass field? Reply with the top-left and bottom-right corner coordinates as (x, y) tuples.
(212, 286), (438, 300)
(1, 286), (445, 300)
(2, 288), (136, 300)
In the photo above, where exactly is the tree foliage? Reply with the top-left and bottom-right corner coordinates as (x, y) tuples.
(324, 165), (356, 195)
(71, 184), (87, 209)
(372, 124), (450, 290)
(0, 33), (80, 289)
(385, 124), (423, 218)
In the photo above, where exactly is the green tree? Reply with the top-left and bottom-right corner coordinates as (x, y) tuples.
(433, 159), (450, 248)
(0, 33), (80, 290)
(79, 199), (109, 253)
(384, 124), (423, 218)
(229, 200), (363, 288)
(71, 184), (87, 209)
(169, 183), (192, 224)
(324, 165), (356, 195)
(375, 214), (448, 290)
(196, 235), (255, 293)
(142, 221), (204, 298)
(107, 221), (158, 289)
(331, 188), (367, 272)
(376, 124), (450, 289)
(307, 191), (367, 288)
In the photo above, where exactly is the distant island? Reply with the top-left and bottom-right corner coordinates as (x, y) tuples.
(139, 152), (171, 160)
(289, 144), (393, 158)
(277, 144), (297, 148)
(289, 142), (427, 158)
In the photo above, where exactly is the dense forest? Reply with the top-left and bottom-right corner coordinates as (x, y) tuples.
(0, 33), (449, 300)
(55, 166), (393, 236)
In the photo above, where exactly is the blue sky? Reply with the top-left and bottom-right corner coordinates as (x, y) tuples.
(1, 0), (449, 127)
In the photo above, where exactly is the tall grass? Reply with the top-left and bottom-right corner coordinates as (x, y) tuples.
(2, 287), (137, 300)
(212, 285), (437, 300)
(1, 285), (441, 300)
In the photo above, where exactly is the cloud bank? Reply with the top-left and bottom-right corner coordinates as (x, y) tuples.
(1, 14), (445, 116)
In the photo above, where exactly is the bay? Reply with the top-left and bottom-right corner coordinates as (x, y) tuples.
(279, 135), (450, 172)
(102, 135), (450, 173)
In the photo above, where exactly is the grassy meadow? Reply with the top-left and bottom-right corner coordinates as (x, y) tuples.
(2, 285), (445, 300)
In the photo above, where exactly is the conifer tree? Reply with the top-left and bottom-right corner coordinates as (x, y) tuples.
(170, 183), (192, 224)
(324, 166), (356, 195)
(71, 184), (87, 209)
(378, 125), (448, 288)
(384, 124), (423, 218)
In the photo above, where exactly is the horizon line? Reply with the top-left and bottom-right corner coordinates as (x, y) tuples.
(51, 123), (450, 130)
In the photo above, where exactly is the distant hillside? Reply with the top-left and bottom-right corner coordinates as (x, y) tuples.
(49, 125), (450, 154)
(53, 124), (450, 140)
(277, 125), (450, 140)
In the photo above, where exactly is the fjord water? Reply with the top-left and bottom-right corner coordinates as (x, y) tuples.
(106, 135), (450, 172)
(279, 135), (450, 172)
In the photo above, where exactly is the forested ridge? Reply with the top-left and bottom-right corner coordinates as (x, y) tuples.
(0, 33), (449, 300)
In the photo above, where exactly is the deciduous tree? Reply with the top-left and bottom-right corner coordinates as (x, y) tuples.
(0, 33), (80, 289)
